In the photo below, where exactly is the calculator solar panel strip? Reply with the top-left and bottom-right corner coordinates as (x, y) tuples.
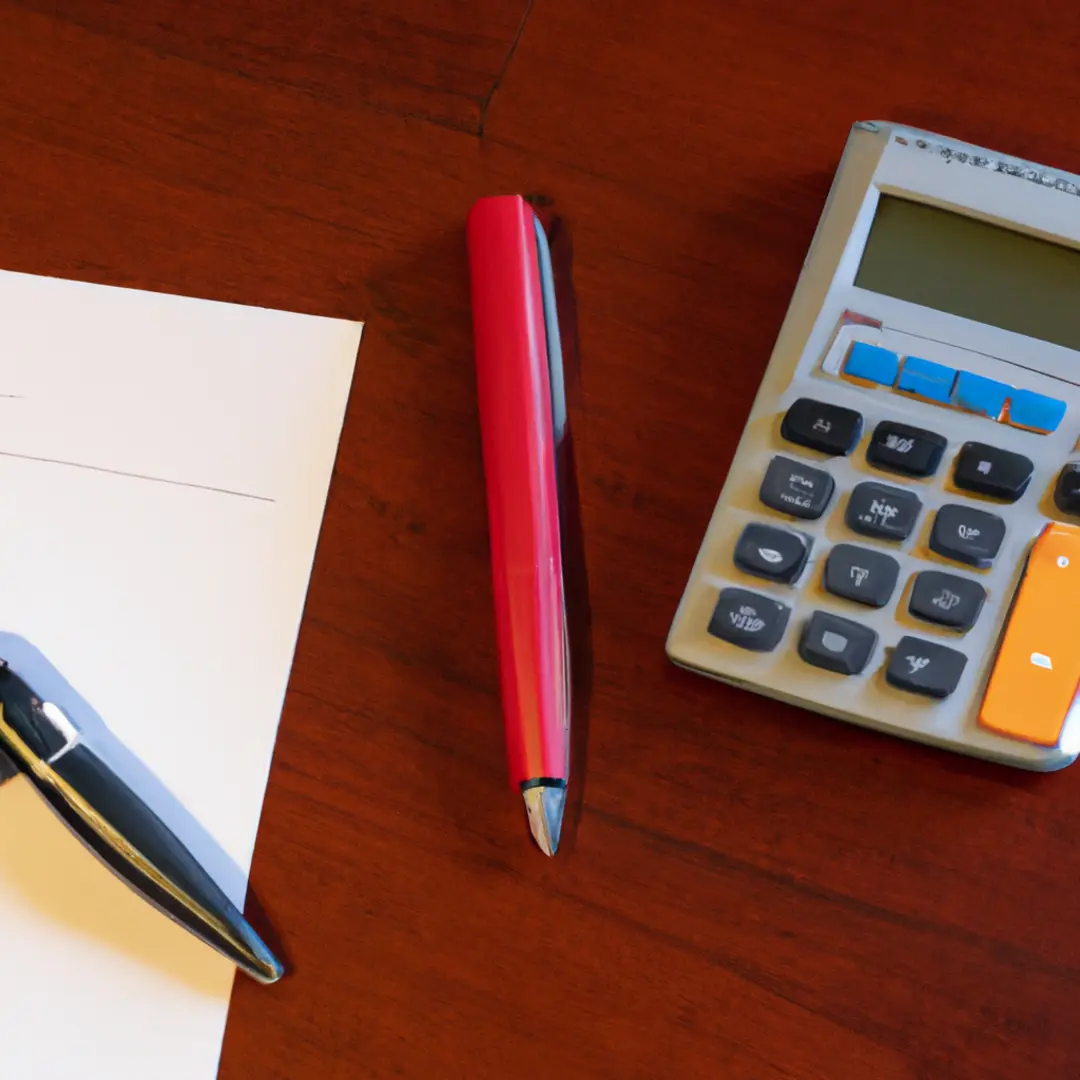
(666, 120), (1080, 771)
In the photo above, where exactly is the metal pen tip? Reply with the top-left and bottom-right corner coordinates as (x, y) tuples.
(238, 924), (286, 984)
(522, 784), (567, 856)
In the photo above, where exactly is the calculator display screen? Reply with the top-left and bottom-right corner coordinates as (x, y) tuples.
(854, 194), (1080, 352)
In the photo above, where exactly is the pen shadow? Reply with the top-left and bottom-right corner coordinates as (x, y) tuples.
(0, 632), (259, 995)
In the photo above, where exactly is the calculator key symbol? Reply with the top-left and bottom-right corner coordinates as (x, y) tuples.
(957, 524), (980, 540)
(906, 655), (931, 675)
(867, 499), (898, 526)
(850, 565), (869, 587)
(977, 460), (992, 475)
(731, 605), (765, 633)
(821, 630), (848, 653)
(847, 482), (921, 542)
(884, 435), (915, 453)
(758, 547), (783, 564)
(781, 399), (863, 456)
(759, 456), (835, 520)
(932, 589), (961, 611)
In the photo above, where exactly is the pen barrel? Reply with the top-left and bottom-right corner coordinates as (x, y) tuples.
(0, 664), (281, 981)
(39, 745), (282, 983)
(467, 196), (570, 787)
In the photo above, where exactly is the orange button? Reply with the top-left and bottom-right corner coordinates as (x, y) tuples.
(979, 523), (1080, 747)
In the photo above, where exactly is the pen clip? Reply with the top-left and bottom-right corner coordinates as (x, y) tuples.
(531, 210), (573, 764)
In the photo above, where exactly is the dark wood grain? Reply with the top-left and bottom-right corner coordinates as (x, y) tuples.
(2, 1), (1080, 1077)
(8, 0), (530, 132)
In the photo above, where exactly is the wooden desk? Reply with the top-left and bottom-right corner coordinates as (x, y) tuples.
(3, 2), (1079, 1076)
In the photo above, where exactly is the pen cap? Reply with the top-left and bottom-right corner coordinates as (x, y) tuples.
(466, 196), (570, 788)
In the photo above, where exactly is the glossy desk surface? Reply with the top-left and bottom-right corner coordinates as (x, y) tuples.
(3, 3), (1079, 1077)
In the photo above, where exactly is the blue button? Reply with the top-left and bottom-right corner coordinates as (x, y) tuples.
(843, 342), (900, 386)
(952, 372), (1012, 420)
(897, 356), (956, 403)
(1007, 389), (1066, 433)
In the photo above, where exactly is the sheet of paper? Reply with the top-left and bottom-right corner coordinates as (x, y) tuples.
(0, 269), (362, 1078)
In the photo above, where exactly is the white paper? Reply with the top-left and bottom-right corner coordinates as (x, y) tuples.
(0, 269), (362, 1078)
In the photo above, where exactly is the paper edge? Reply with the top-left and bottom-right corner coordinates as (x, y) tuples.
(0, 264), (367, 334)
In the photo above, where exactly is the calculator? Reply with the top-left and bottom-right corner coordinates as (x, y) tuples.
(666, 120), (1080, 771)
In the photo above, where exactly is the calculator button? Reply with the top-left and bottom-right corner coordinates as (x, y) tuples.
(979, 523), (1080, 746)
(843, 342), (900, 386)
(798, 611), (878, 675)
(823, 543), (900, 607)
(1053, 464), (1080, 517)
(908, 571), (986, 632)
(929, 504), (1005, 569)
(758, 456), (834, 519)
(897, 356), (956, 403)
(845, 481), (921, 541)
(951, 371), (1011, 421)
(780, 398), (863, 456)
(886, 636), (968, 698)
(733, 523), (810, 584)
(1006, 389), (1067, 434)
(707, 587), (790, 652)
(866, 420), (947, 478)
(952, 442), (1033, 502)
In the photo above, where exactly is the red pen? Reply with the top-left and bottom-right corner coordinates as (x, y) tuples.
(466, 195), (571, 855)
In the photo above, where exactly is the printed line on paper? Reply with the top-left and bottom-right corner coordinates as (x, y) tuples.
(0, 448), (274, 502)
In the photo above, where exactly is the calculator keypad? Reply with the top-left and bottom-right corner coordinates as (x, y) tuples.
(682, 358), (1080, 738)
(705, 395), (1036, 703)
(669, 309), (1080, 768)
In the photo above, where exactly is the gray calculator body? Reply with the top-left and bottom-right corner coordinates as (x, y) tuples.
(666, 120), (1080, 770)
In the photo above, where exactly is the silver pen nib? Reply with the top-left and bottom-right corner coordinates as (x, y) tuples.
(522, 784), (567, 856)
